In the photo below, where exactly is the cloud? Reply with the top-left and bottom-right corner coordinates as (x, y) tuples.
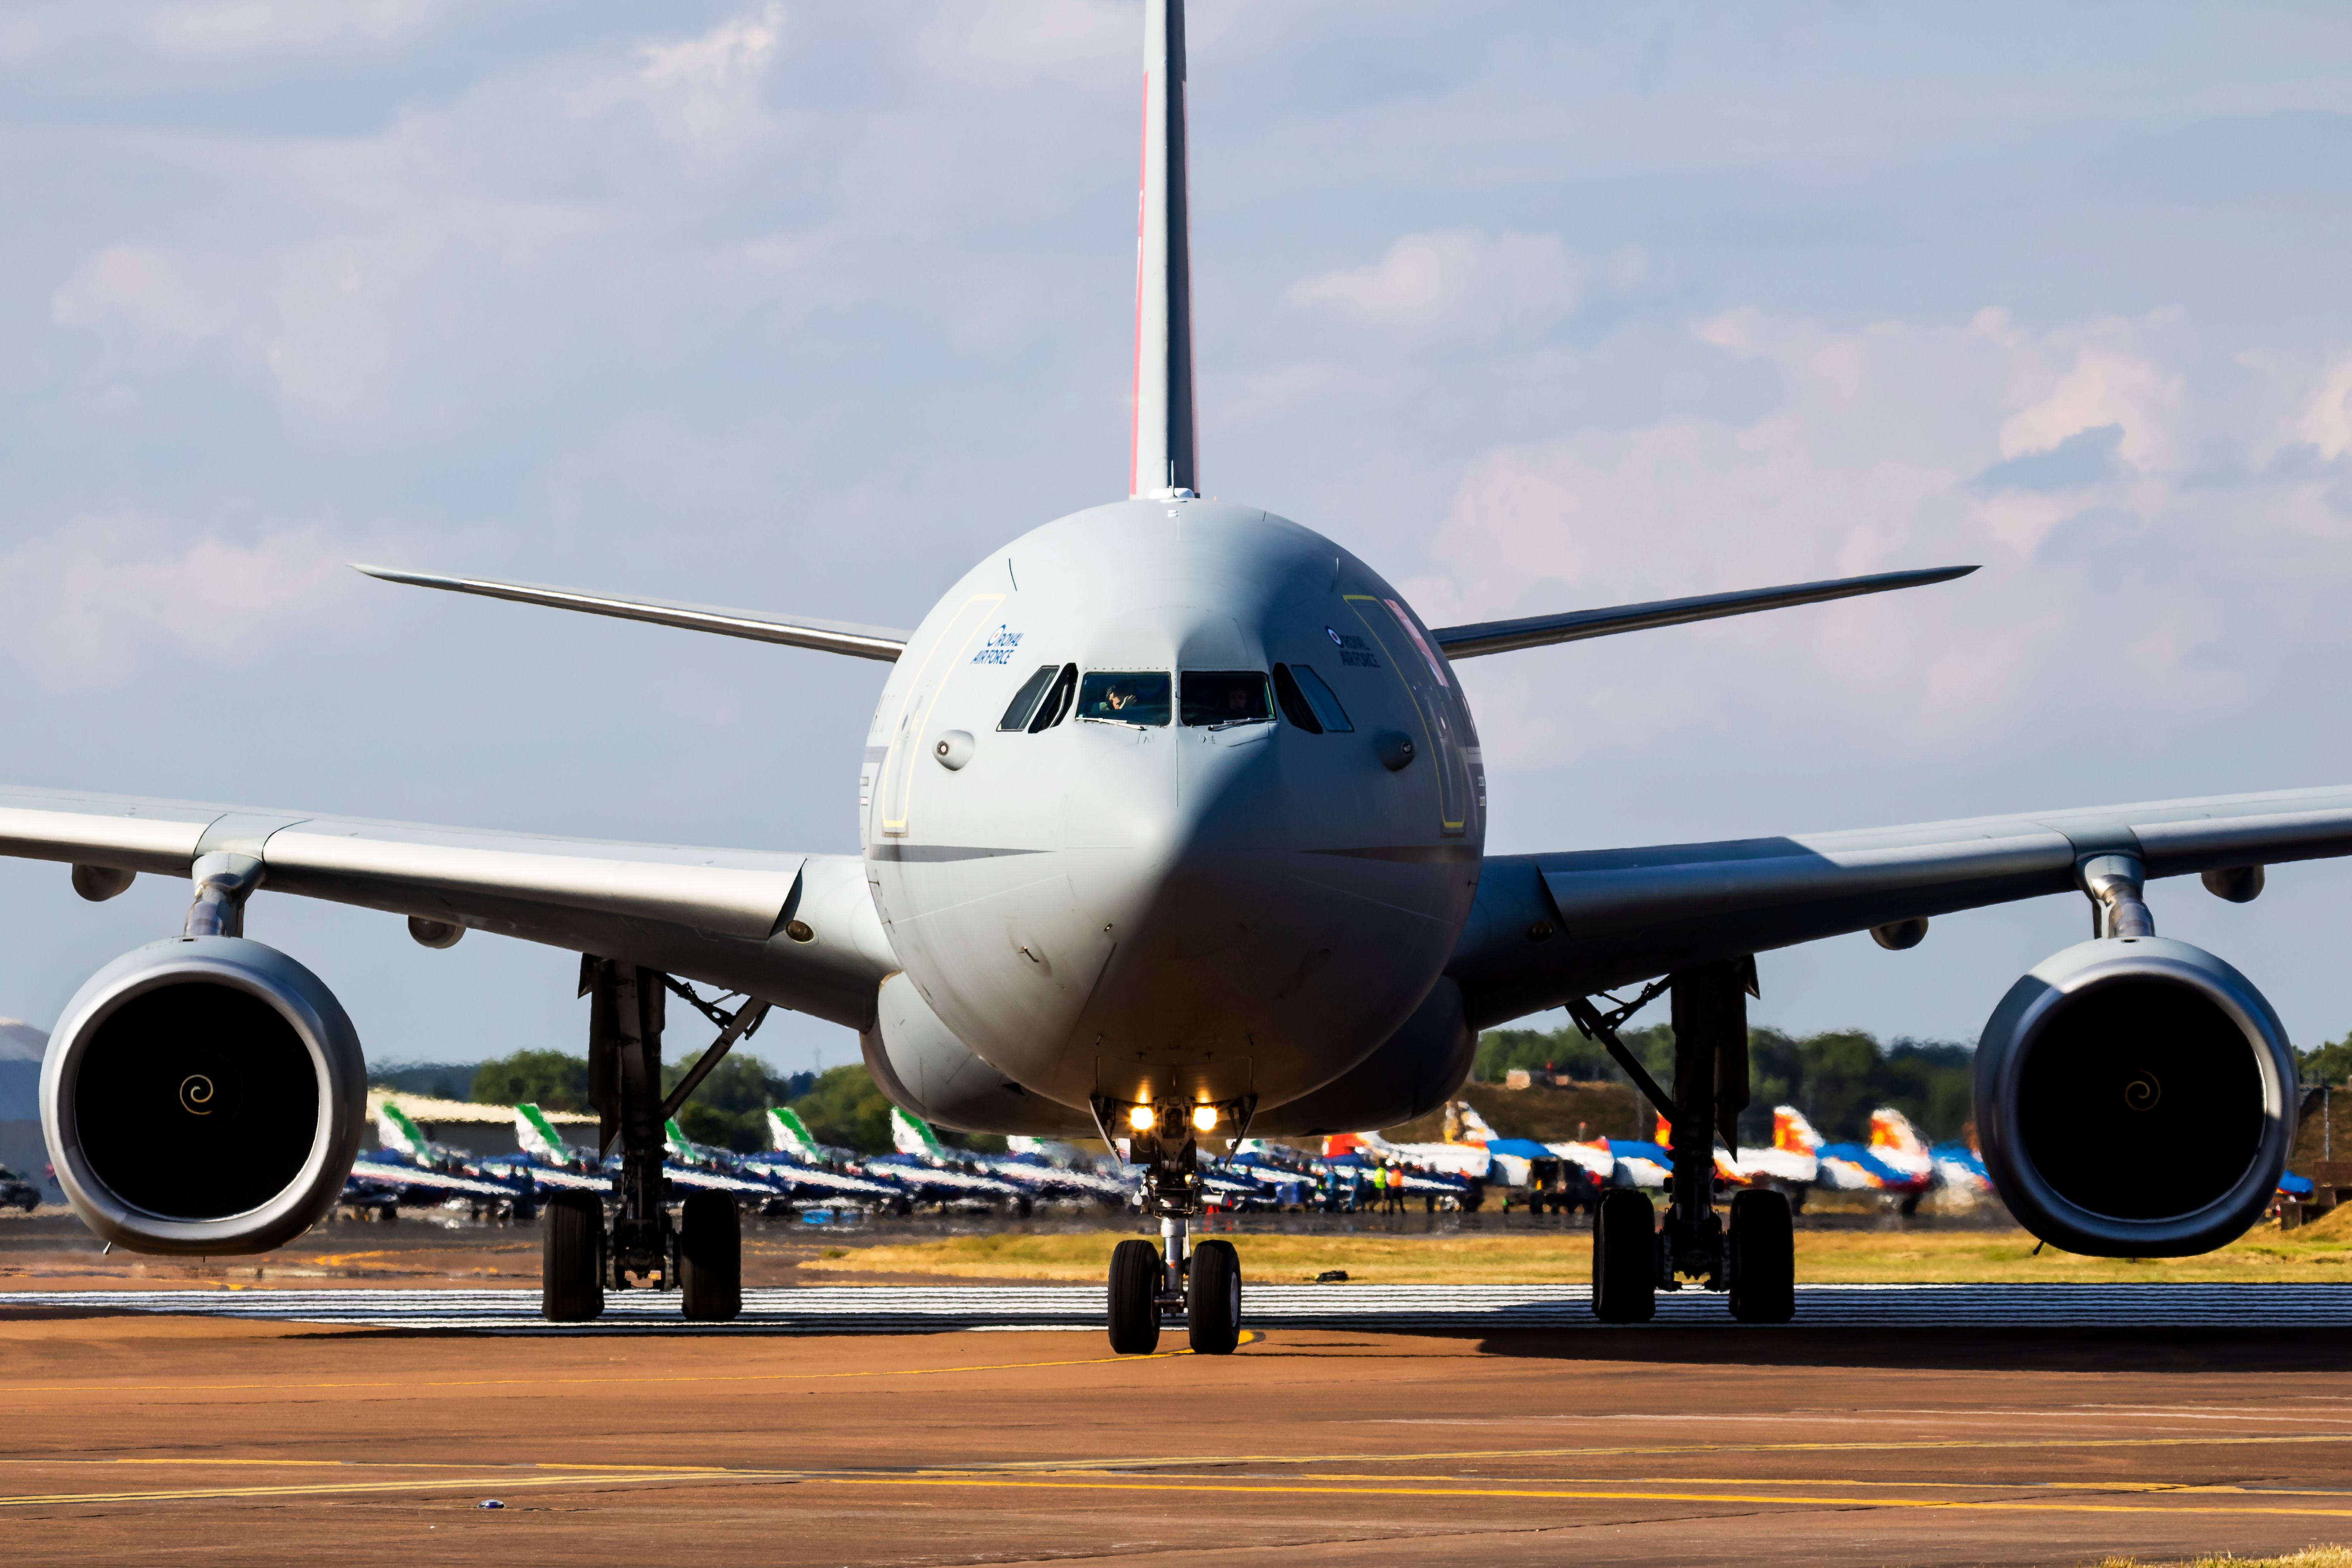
(1288, 230), (1629, 345)
(1968, 423), (2125, 494)
(0, 519), (366, 687)
(624, 4), (786, 154)
(913, 0), (1132, 87)
(1408, 304), (2352, 771)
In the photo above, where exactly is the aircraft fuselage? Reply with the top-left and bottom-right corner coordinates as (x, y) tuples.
(861, 497), (1487, 1119)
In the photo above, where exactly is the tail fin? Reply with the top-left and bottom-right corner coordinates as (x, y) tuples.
(1869, 1107), (1930, 1160)
(891, 1107), (951, 1159)
(1773, 1106), (1823, 1155)
(768, 1106), (821, 1158)
(663, 1117), (690, 1158)
(375, 1101), (432, 1159)
(1129, 0), (1197, 499)
(514, 1103), (571, 1163)
(1455, 1103), (1498, 1144)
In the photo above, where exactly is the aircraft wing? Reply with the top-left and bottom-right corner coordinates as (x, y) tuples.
(1446, 784), (2352, 1029)
(0, 785), (898, 1030)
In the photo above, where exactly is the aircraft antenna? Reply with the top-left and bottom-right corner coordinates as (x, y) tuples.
(1130, 0), (1198, 501)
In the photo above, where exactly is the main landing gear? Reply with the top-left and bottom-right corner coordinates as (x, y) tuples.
(541, 958), (763, 1324)
(1100, 1100), (1245, 1355)
(1573, 957), (1796, 1325)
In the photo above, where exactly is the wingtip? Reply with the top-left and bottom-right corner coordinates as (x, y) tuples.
(351, 563), (439, 587)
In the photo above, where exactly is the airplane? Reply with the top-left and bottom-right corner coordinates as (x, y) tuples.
(866, 1107), (1031, 1213)
(893, 1109), (1131, 1207)
(10, 0), (2333, 1348)
(1738, 1107), (1827, 1208)
(742, 1106), (913, 1212)
(348, 1103), (534, 1217)
(1815, 1107), (1939, 1212)
(511, 1103), (615, 1194)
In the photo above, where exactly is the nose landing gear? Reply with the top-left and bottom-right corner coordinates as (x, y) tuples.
(1096, 1098), (1250, 1355)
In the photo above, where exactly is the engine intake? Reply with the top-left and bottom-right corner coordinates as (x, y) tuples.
(41, 937), (366, 1255)
(1975, 936), (2295, 1257)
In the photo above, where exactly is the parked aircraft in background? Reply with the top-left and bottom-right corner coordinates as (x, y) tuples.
(1816, 1108), (1938, 1210)
(347, 1104), (528, 1213)
(893, 1109), (1130, 1206)
(15, 0), (2337, 1349)
(1738, 1108), (1826, 1202)
(509, 1104), (614, 1195)
(874, 1109), (1028, 1212)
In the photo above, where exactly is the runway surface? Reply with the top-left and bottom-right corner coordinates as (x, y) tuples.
(8, 1283), (2352, 1565)
(8, 1280), (2352, 1332)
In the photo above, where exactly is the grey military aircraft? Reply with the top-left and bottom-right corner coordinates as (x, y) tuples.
(9, 0), (2337, 1349)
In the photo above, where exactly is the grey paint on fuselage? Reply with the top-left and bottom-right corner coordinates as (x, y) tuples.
(860, 498), (1486, 1121)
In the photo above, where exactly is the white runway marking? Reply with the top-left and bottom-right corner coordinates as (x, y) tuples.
(5, 1282), (2352, 1334)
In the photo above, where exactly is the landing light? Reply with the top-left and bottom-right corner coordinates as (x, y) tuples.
(1128, 1104), (1156, 1132)
(1192, 1105), (1218, 1132)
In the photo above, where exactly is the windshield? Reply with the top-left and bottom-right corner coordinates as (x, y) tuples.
(1077, 671), (1171, 726)
(1181, 671), (1272, 727)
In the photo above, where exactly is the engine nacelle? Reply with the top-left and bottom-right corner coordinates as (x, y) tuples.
(860, 972), (1100, 1139)
(41, 937), (366, 1256)
(1975, 936), (2296, 1258)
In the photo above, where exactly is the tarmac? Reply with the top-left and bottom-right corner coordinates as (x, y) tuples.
(8, 1275), (2352, 1566)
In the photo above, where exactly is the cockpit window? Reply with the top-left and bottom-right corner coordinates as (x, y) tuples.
(1271, 665), (1320, 732)
(1280, 663), (1354, 733)
(1181, 671), (1272, 728)
(998, 665), (1061, 732)
(1028, 664), (1077, 732)
(1076, 671), (1171, 727)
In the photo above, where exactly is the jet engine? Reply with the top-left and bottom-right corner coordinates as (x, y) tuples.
(41, 936), (367, 1256)
(1975, 936), (2296, 1258)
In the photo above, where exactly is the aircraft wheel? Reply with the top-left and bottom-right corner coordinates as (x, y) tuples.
(679, 1192), (742, 1322)
(541, 1191), (605, 1322)
(1591, 1189), (1656, 1323)
(1107, 1238), (1162, 1354)
(1187, 1239), (1241, 1355)
(1727, 1187), (1796, 1323)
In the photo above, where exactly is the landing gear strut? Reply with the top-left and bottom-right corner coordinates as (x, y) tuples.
(1097, 1098), (1247, 1355)
(539, 957), (754, 1323)
(1571, 957), (1795, 1323)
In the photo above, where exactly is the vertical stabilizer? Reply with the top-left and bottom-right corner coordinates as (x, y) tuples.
(891, 1107), (951, 1159)
(1129, 0), (1197, 499)
(376, 1102), (431, 1159)
(514, 1103), (571, 1163)
(1773, 1106), (1823, 1155)
(768, 1106), (821, 1159)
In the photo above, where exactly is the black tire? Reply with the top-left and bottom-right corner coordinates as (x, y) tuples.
(1592, 1188), (1656, 1323)
(1107, 1237), (1162, 1354)
(1728, 1187), (1796, 1324)
(542, 1191), (605, 1322)
(679, 1192), (742, 1322)
(1187, 1239), (1242, 1355)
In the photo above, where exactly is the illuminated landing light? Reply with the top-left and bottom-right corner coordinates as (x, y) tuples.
(1128, 1104), (1156, 1132)
(1192, 1104), (1219, 1132)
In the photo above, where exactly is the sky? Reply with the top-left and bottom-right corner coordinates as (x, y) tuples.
(3, 2), (2352, 1076)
